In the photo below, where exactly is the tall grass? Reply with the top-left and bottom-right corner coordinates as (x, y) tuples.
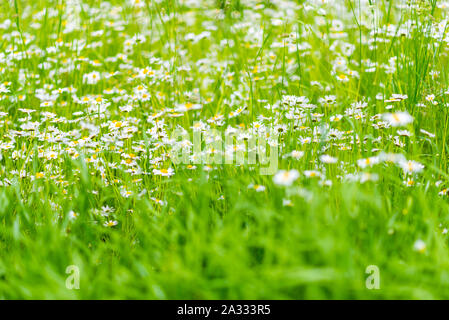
(0, 0), (449, 299)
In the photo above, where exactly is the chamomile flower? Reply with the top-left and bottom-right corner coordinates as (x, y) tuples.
(399, 160), (424, 175)
(104, 220), (118, 227)
(319, 154), (337, 164)
(68, 211), (78, 220)
(413, 239), (426, 253)
(248, 184), (266, 192)
(153, 168), (175, 177)
(273, 169), (300, 186)
(83, 71), (101, 85)
(290, 150), (304, 159)
(382, 111), (413, 127)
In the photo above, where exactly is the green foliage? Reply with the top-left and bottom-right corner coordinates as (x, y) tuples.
(0, 0), (449, 299)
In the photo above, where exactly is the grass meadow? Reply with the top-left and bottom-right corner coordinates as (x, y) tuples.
(1, 0), (449, 299)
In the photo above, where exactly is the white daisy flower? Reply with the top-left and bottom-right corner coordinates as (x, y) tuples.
(382, 111), (413, 127)
(273, 169), (300, 186)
